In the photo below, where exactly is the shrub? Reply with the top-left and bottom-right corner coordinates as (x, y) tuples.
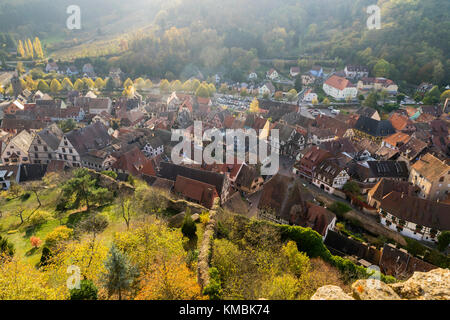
(181, 214), (197, 240)
(101, 171), (118, 179)
(202, 267), (223, 300)
(328, 202), (352, 218)
(20, 192), (31, 201)
(45, 226), (74, 248)
(437, 231), (450, 252)
(29, 210), (51, 227)
(0, 235), (15, 257)
(70, 279), (98, 300)
(30, 236), (42, 248)
(39, 247), (52, 267)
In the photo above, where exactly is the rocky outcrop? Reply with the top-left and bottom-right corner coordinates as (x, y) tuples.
(352, 279), (401, 300)
(390, 268), (450, 300)
(311, 286), (354, 300)
(311, 268), (450, 300)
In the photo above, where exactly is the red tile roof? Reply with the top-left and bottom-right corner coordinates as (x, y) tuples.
(324, 75), (355, 91)
(174, 175), (218, 209)
(112, 146), (156, 176)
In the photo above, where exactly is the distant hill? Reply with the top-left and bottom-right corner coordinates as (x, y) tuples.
(2, 0), (449, 85)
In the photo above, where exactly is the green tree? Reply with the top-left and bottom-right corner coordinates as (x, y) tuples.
(105, 78), (115, 92)
(59, 168), (112, 211)
(287, 89), (298, 101)
(102, 244), (138, 300)
(373, 59), (391, 78)
(181, 210), (197, 240)
(70, 279), (98, 300)
(437, 231), (450, 252)
(343, 181), (360, 195)
(0, 234), (15, 257)
(294, 74), (302, 92)
(363, 92), (378, 109)
(423, 86), (441, 104)
(58, 119), (76, 133)
(440, 90), (450, 102)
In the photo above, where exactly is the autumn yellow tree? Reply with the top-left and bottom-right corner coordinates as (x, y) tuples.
(160, 79), (170, 93)
(44, 238), (109, 288)
(83, 77), (95, 90)
(0, 255), (67, 300)
(134, 78), (145, 91)
(33, 37), (44, 59)
(123, 78), (133, 89)
(74, 79), (85, 91)
(17, 40), (25, 58)
(94, 78), (105, 90)
(27, 39), (34, 59)
(249, 98), (260, 113)
(144, 79), (153, 90)
(62, 78), (74, 91)
(171, 79), (182, 92)
(50, 79), (63, 93)
(135, 256), (203, 300)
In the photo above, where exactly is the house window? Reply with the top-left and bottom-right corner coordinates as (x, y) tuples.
(62, 148), (66, 153)
(44, 146), (48, 152)
(34, 146), (38, 151)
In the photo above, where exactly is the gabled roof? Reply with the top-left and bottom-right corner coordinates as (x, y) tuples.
(356, 107), (378, 118)
(320, 138), (357, 156)
(389, 112), (413, 131)
(111, 146), (156, 176)
(383, 132), (411, 148)
(158, 162), (226, 196)
(235, 164), (261, 189)
(354, 116), (395, 137)
(367, 161), (408, 178)
(411, 153), (449, 181)
(174, 175), (218, 209)
(9, 130), (34, 151)
(1, 118), (46, 131)
(398, 137), (427, 160)
(35, 123), (64, 150)
(65, 122), (111, 155)
(324, 75), (355, 91)
(380, 191), (450, 230)
(368, 178), (420, 203)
